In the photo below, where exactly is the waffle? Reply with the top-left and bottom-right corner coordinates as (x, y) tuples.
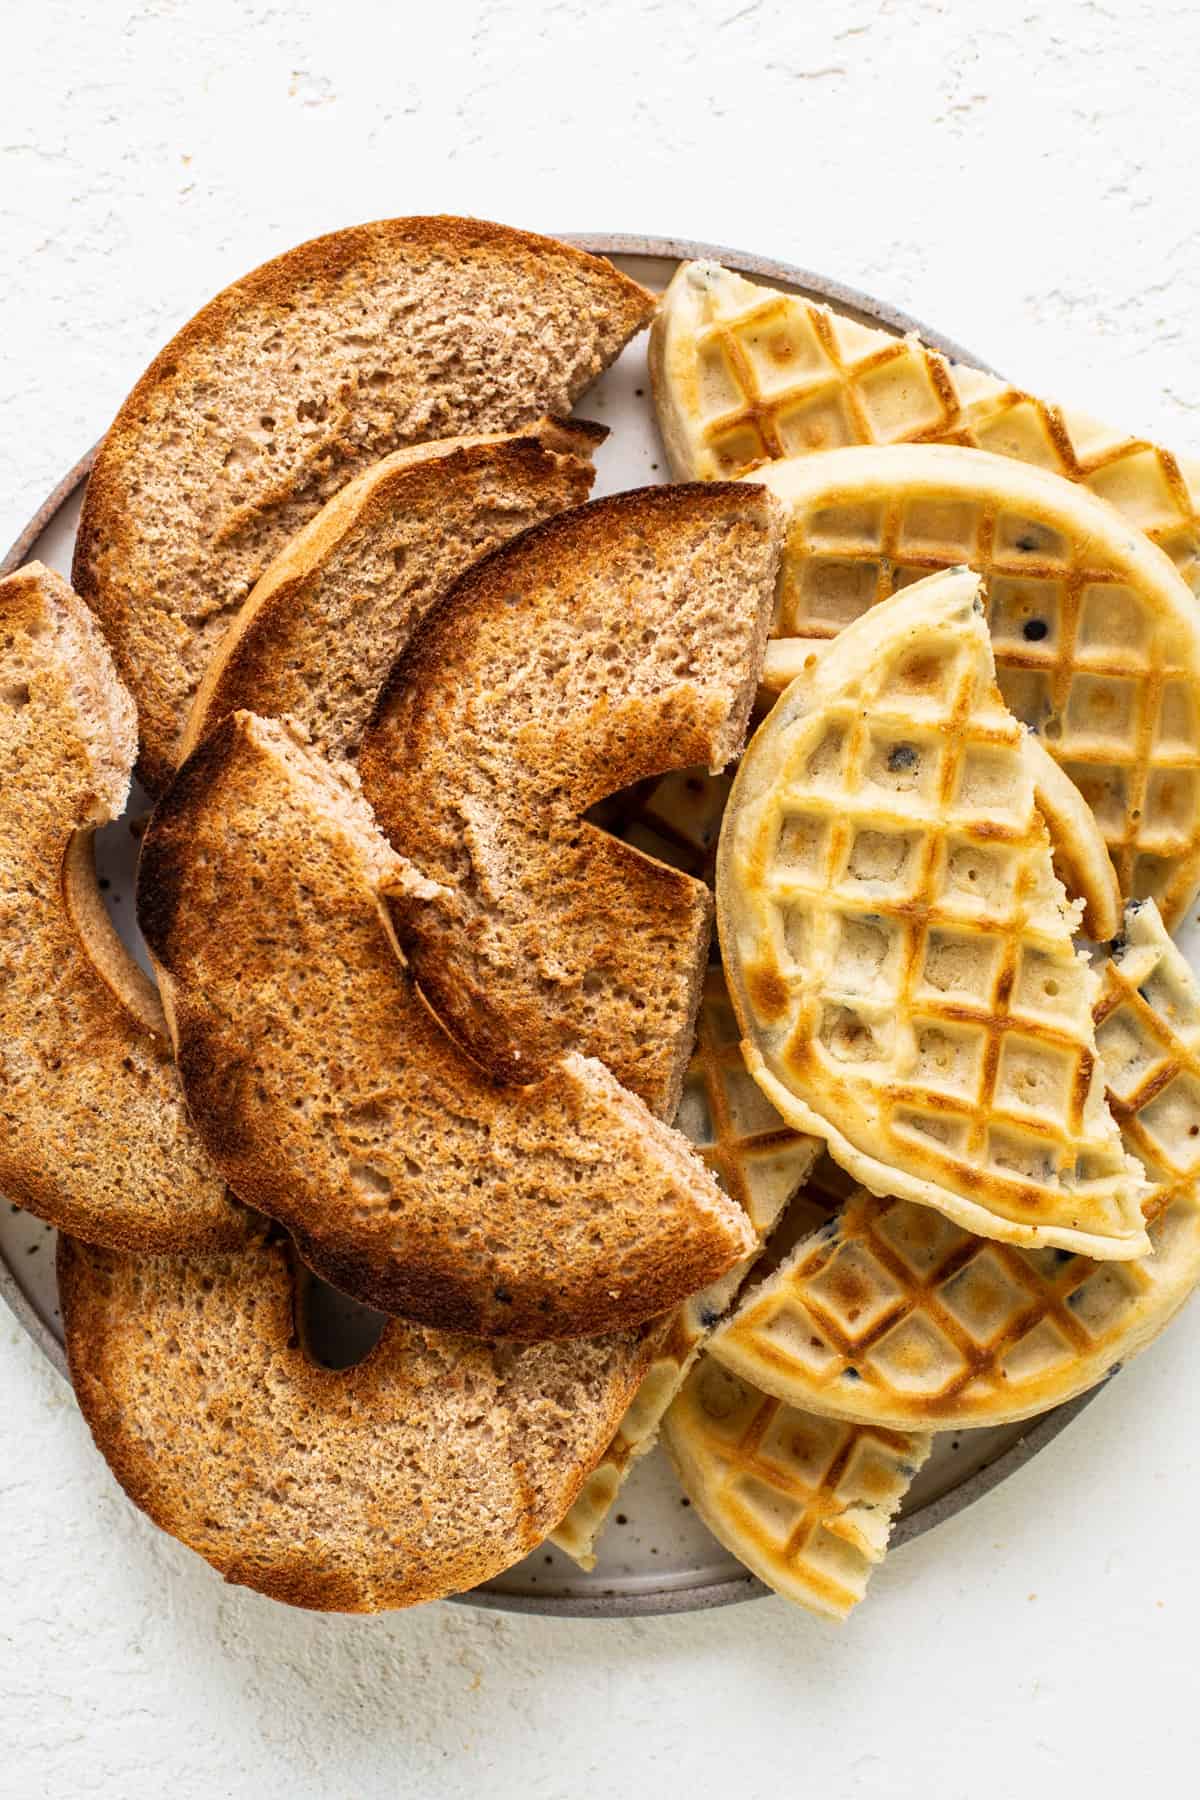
(551, 967), (823, 1567)
(660, 1357), (930, 1618)
(773, 651), (1122, 943)
(709, 900), (1200, 1429)
(719, 565), (1150, 1261)
(751, 443), (1200, 926)
(651, 259), (1200, 594)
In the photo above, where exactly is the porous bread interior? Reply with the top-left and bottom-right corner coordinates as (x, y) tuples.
(0, 563), (240, 1252)
(73, 217), (656, 792)
(718, 566), (1150, 1260)
(360, 484), (784, 1121)
(180, 421), (601, 765)
(139, 709), (753, 1338)
(59, 1231), (659, 1613)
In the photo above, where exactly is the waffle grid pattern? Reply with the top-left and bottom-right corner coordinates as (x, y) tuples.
(680, 272), (1200, 589)
(710, 905), (1200, 1428)
(661, 1358), (930, 1618)
(738, 605), (1135, 1246)
(770, 475), (1200, 909)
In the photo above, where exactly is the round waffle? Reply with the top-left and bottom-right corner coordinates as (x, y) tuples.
(651, 259), (1200, 595)
(708, 900), (1200, 1429)
(552, 967), (822, 1568)
(719, 566), (1150, 1261)
(660, 1356), (930, 1619)
(762, 655), (1122, 942)
(752, 442), (1200, 925)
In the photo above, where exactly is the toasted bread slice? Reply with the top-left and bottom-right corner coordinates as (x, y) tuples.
(0, 564), (242, 1250)
(179, 419), (604, 765)
(73, 217), (656, 794)
(59, 1230), (662, 1612)
(359, 483), (784, 1120)
(137, 711), (754, 1338)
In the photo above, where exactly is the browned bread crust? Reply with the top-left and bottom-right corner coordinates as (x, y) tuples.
(59, 1231), (661, 1611)
(136, 711), (754, 1337)
(179, 419), (603, 765)
(72, 217), (656, 795)
(358, 483), (784, 1121)
(0, 563), (244, 1251)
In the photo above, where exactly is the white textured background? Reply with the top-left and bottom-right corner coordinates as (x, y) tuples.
(3, 2), (1200, 1794)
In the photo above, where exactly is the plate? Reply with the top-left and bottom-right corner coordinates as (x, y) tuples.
(0, 234), (1118, 1617)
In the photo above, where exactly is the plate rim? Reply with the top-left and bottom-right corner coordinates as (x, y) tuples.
(0, 230), (1102, 1620)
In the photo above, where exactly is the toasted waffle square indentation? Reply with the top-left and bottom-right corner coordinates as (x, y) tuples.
(1132, 950), (1200, 1030)
(1136, 1071), (1200, 1164)
(774, 811), (830, 882)
(896, 497), (980, 560)
(1061, 761), (1128, 840)
(1075, 584), (1153, 665)
(738, 312), (834, 394)
(1088, 447), (1184, 532)
(788, 555), (879, 632)
(864, 732), (938, 800)
(972, 401), (1067, 472)
(921, 936), (1007, 1008)
(1066, 1264), (1140, 1337)
(841, 826), (922, 898)
(805, 501), (885, 553)
(988, 577), (1062, 657)
(833, 914), (902, 995)
(818, 1003), (884, 1065)
(675, 1073), (715, 1149)
(1064, 673), (1137, 749)
(729, 1473), (805, 1546)
(759, 1408), (842, 1487)
(942, 839), (1018, 914)
(1142, 768), (1200, 849)
(956, 746), (1027, 819)
(913, 1021), (985, 1100)
(875, 1197), (970, 1276)
(994, 513), (1071, 567)
(806, 1242), (903, 1337)
(996, 665), (1055, 733)
(986, 1126), (1060, 1187)
(1001, 1317), (1076, 1382)
(760, 1304), (841, 1376)
(801, 721), (849, 788)
(995, 1037), (1077, 1119)
(939, 1247), (1031, 1346)
(777, 391), (857, 457)
(722, 1064), (789, 1138)
(1094, 1004), (1166, 1101)
(696, 338), (746, 421)
(701, 990), (740, 1048)
(694, 1362), (757, 1438)
(855, 351), (947, 442)
(866, 1314), (967, 1394)
(777, 902), (812, 971)
(893, 1109), (971, 1155)
(882, 642), (959, 707)
(1155, 679), (1199, 755)
(709, 422), (769, 477)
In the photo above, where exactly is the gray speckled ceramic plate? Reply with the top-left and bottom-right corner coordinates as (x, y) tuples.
(0, 236), (1114, 1618)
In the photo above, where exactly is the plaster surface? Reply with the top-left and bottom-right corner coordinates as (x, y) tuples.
(3, 4), (1199, 1794)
